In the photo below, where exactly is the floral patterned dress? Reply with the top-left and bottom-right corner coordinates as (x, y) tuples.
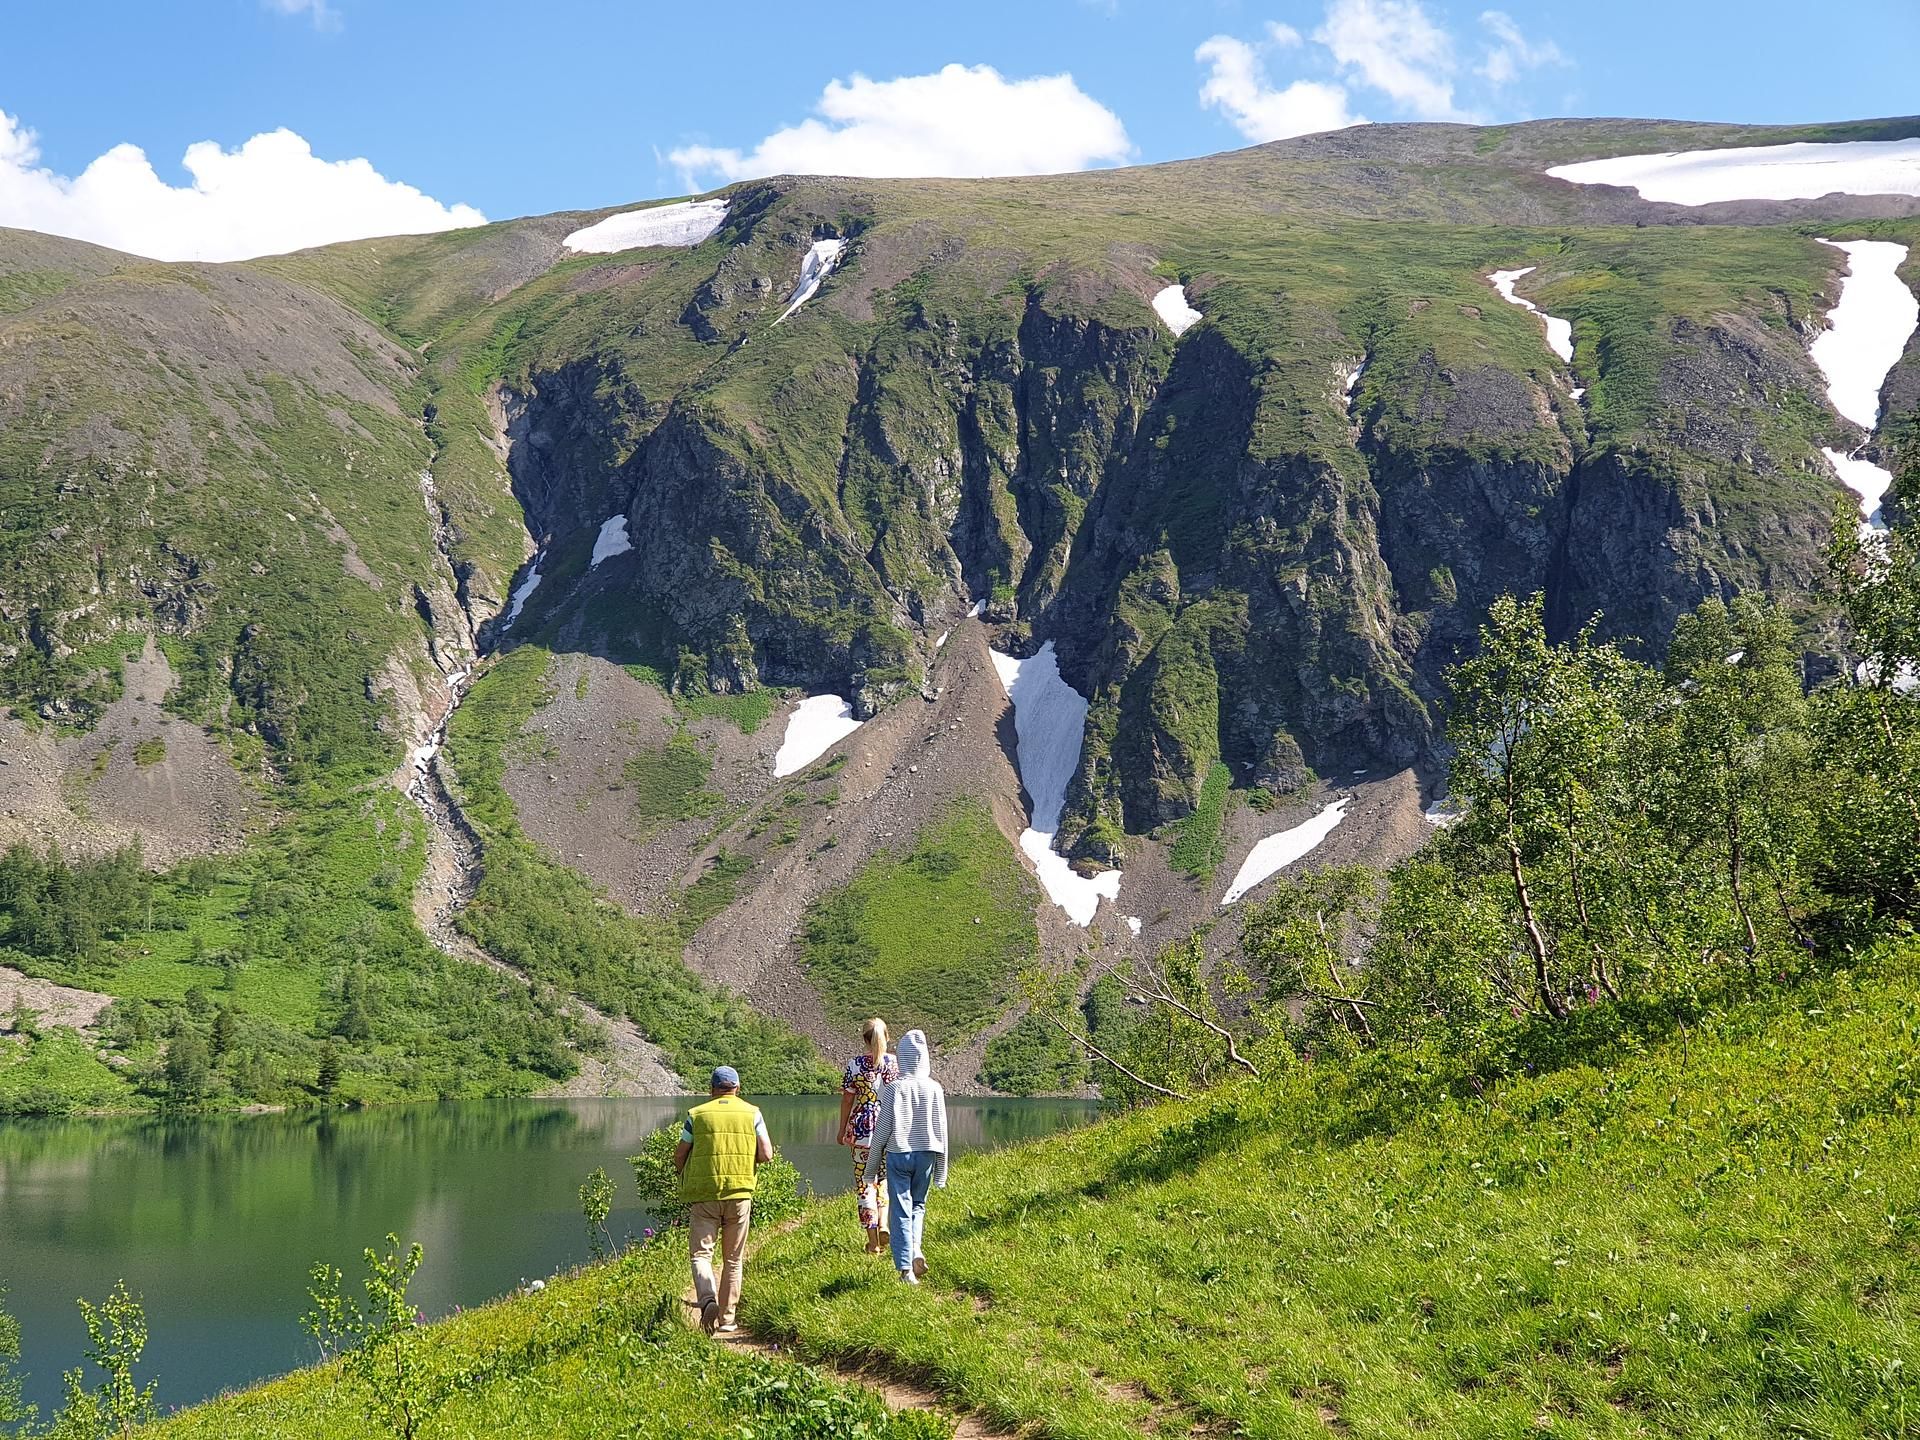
(842, 1052), (899, 1230)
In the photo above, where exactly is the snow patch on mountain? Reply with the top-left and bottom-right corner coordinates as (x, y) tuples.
(1824, 448), (1895, 536)
(562, 198), (728, 254)
(990, 643), (1121, 926)
(1221, 797), (1350, 905)
(1808, 239), (1918, 537)
(1151, 284), (1203, 337)
(1811, 240), (1916, 431)
(1488, 267), (1574, 363)
(503, 556), (544, 629)
(774, 239), (846, 324)
(1546, 138), (1920, 206)
(590, 515), (632, 567)
(773, 695), (862, 777)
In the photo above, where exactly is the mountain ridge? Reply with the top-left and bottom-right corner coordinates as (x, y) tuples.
(2, 114), (1917, 1106)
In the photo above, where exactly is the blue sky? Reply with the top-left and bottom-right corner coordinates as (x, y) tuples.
(2, 0), (1916, 258)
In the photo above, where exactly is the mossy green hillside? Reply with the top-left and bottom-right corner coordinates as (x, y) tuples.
(623, 730), (722, 840)
(800, 801), (1039, 1045)
(0, 782), (585, 1114)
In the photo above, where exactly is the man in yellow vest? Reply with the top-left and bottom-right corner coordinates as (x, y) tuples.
(673, 1065), (773, 1335)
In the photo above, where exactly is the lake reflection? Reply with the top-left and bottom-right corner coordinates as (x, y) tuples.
(0, 1095), (1096, 1416)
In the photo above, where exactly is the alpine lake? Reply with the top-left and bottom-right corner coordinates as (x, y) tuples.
(0, 1094), (1098, 1416)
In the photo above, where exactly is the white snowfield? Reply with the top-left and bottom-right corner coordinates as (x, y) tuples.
(562, 199), (728, 254)
(990, 643), (1122, 926)
(1811, 240), (1917, 430)
(590, 514), (633, 567)
(772, 694), (863, 778)
(503, 556), (543, 629)
(1546, 138), (1920, 207)
(1151, 284), (1203, 338)
(1808, 239), (1918, 535)
(774, 238), (847, 324)
(1488, 267), (1575, 363)
(1221, 796), (1351, 906)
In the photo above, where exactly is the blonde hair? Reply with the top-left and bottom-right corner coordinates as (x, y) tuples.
(861, 1017), (889, 1059)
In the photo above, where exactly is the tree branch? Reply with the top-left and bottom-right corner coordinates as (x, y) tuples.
(1121, 968), (1261, 1079)
(1038, 1010), (1190, 1101)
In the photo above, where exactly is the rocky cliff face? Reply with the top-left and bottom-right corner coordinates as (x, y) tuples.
(483, 202), (1893, 859)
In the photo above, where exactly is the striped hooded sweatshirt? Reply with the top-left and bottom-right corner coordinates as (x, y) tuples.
(868, 1028), (949, 1187)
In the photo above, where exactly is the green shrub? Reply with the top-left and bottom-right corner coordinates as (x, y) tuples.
(1167, 762), (1231, 880)
(623, 730), (722, 838)
(980, 1013), (1086, 1095)
(629, 1124), (814, 1230)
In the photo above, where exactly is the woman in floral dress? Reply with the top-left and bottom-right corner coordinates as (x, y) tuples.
(839, 1017), (899, 1253)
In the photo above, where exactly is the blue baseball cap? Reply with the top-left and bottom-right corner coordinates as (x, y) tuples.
(710, 1066), (740, 1088)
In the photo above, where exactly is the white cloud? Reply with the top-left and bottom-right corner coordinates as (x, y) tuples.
(1477, 10), (1566, 86)
(1314, 0), (1468, 122)
(1197, 1), (1571, 141)
(263, 0), (340, 30)
(1196, 33), (1364, 143)
(667, 63), (1133, 185)
(0, 110), (485, 262)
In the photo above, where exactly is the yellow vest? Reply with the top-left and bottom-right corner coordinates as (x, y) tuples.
(680, 1095), (761, 1203)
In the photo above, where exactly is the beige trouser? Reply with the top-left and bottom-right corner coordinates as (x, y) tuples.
(688, 1197), (752, 1327)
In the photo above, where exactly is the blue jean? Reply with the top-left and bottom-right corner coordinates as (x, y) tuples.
(885, 1151), (935, 1273)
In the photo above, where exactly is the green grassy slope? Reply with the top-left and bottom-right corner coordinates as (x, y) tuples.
(750, 947), (1920, 1439)
(140, 1241), (941, 1440)
(120, 945), (1920, 1439)
(800, 800), (1040, 1044)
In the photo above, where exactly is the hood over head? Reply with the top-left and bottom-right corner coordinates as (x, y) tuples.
(897, 1028), (931, 1077)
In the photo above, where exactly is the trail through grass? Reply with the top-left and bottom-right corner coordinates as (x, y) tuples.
(749, 946), (1920, 1439)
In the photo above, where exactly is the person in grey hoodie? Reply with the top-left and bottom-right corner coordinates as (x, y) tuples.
(867, 1028), (948, 1283)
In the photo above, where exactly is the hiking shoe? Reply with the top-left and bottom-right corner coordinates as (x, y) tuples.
(898, 1269), (919, 1285)
(700, 1300), (720, 1335)
(912, 1256), (928, 1280)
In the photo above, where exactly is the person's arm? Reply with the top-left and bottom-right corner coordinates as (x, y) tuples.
(932, 1087), (950, 1188)
(868, 1097), (893, 1168)
(753, 1110), (773, 1165)
(672, 1117), (693, 1175)
(837, 1089), (855, 1146)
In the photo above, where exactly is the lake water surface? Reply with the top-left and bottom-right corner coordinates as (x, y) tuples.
(0, 1095), (1097, 1417)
